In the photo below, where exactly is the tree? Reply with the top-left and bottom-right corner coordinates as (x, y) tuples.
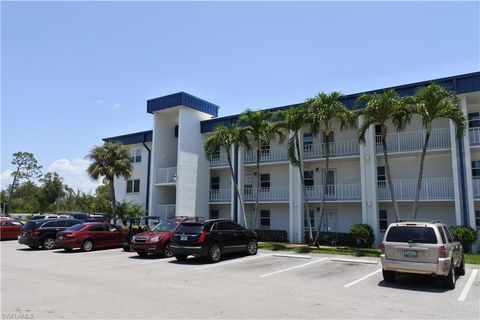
(239, 110), (284, 229)
(10, 181), (41, 213)
(204, 125), (250, 228)
(409, 83), (467, 219)
(39, 172), (65, 213)
(307, 92), (355, 246)
(117, 202), (144, 225)
(357, 89), (413, 221)
(6, 152), (42, 213)
(86, 142), (132, 224)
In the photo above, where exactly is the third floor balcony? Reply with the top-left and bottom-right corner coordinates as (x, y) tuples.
(376, 128), (450, 154)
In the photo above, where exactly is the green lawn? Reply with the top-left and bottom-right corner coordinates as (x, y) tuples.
(259, 242), (480, 264)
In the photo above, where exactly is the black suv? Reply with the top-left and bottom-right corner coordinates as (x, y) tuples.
(170, 219), (257, 263)
(18, 218), (82, 249)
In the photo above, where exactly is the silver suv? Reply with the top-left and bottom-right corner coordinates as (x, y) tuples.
(380, 221), (465, 289)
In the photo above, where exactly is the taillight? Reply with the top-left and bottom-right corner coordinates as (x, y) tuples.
(197, 231), (210, 243)
(439, 245), (446, 258)
(380, 243), (385, 254)
(30, 230), (41, 237)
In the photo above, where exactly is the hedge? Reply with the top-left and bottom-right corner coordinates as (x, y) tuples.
(305, 231), (355, 246)
(254, 229), (288, 242)
(451, 226), (478, 253)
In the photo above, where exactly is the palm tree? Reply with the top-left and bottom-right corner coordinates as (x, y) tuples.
(307, 92), (355, 246)
(86, 142), (132, 224)
(409, 83), (467, 219)
(204, 125), (250, 227)
(277, 106), (315, 243)
(239, 110), (285, 229)
(357, 89), (413, 221)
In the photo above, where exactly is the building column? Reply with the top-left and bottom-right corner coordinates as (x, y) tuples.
(460, 97), (476, 228)
(450, 117), (464, 226)
(289, 130), (303, 243)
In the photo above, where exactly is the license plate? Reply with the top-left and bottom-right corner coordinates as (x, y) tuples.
(404, 250), (418, 258)
(180, 235), (188, 241)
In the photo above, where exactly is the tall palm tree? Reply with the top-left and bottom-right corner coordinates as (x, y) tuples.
(277, 106), (315, 243)
(204, 125), (250, 228)
(307, 92), (355, 246)
(409, 83), (467, 219)
(86, 142), (132, 224)
(357, 89), (413, 221)
(239, 110), (284, 229)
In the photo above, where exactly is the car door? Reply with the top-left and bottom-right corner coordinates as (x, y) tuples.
(106, 225), (122, 246)
(1, 221), (13, 239)
(88, 225), (108, 248)
(9, 220), (23, 239)
(229, 222), (249, 251)
(215, 222), (236, 252)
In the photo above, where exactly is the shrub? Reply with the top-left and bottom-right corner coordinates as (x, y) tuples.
(305, 231), (355, 246)
(254, 229), (288, 242)
(451, 226), (478, 253)
(349, 224), (375, 248)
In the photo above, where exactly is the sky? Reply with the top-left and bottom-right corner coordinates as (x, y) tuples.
(1, 1), (479, 193)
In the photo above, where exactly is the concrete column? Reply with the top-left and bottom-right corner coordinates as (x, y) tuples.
(460, 97), (476, 228)
(450, 117), (464, 226)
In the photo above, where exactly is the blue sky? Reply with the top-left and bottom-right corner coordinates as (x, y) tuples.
(1, 1), (479, 192)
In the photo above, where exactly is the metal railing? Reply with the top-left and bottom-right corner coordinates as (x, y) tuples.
(244, 186), (289, 201)
(210, 153), (229, 167)
(469, 127), (480, 146)
(244, 146), (288, 164)
(377, 177), (454, 200)
(209, 188), (231, 202)
(303, 140), (360, 159)
(473, 179), (480, 199)
(156, 167), (177, 184)
(305, 184), (362, 201)
(375, 128), (450, 153)
(155, 204), (176, 218)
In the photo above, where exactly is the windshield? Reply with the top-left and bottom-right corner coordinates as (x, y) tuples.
(65, 224), (87, 231)
(152, 220), (179, 232)
(386, 226), (438, 244)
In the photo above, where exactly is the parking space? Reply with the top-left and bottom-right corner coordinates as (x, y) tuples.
(2, 241), (479, 319)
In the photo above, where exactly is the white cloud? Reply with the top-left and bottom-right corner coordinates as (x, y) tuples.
(48, 158), (101, 193)
(1, 170), (13, 189)
(113, 102), (121, 109)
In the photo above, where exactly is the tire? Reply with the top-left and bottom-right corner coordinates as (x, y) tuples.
(456, 255), (466, 276)
(137, 252), (148, 257)
(208, 244), (222, 263)
(382, 269), (396, 282)
(42, 238), (55, 250)
(246, 239), (258, 256)
(81, 240), (94, 252)
(444, 263), (456, 290)
(162, 243), (174, 258)
(122, 245), (132, 252)
(175, 255), (188, 261)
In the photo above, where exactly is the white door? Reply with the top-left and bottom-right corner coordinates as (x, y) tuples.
(322, 210), (338, 232)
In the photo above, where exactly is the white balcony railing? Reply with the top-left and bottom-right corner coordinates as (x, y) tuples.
(209, 189), (231, 202)
(305, 184), (362, 201)
(469, 127), (480, 146)
(156, 167), (177, 184)
(303, 140), (360, 159)
(377, 177), (454, 200)
(155, 204), (176, 218)
(473, 179), (480, 199)
(375, 128), (450, 154)
(210, 153), (229, 167)
(244, 146), (288, 164)
(244, 186), (289, 201)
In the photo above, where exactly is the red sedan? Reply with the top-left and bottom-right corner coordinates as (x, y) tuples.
(1, 218), (24, 240)
(55, 222), (128, 252)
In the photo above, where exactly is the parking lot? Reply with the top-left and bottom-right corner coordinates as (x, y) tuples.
(1, 240), (479, 319)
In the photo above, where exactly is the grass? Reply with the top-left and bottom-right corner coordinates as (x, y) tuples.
(465, 253), (480, 265)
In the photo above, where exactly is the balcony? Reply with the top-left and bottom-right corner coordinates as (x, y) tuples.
(210, 153), (229, 167)
(155, 204), (176, 218)
(473, 179), (480, 199)
(469, 127), (480, 146)
(303, 140), (360, 159)
(209, 188), (231, 202)
(244, 146), (288, 164)
(305, 184), (362, 201)
(155, 167), (177, 184)
(376, 128), (450, 154)
(244, 186), (289, 202)
(377, 177), (454, 200)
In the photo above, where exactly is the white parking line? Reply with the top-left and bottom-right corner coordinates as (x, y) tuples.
(458, 269), (478, 302)
(195, 254), (272, 270)
(343, 268), (382, 288)
(259, 258), (328, 278)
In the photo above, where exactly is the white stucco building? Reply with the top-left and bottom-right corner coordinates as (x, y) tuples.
(103, 72), (480, 247)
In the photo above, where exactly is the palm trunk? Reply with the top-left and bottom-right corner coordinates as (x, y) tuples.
(109, 178), (117, 224)
(6, 169), (20, 214)
(295, 134), (313, 243)
(314, 133), (330, 246)
(413, 132), (431, 220)
(226, 151), (248, 229)
(383, 135), (400, 221)
(254, 142), (261, 230)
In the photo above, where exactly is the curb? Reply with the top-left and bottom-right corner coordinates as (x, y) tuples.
(331, 258), (379, 265)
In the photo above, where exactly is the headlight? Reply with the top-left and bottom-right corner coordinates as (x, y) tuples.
(149, 236), (161, 242)
(131, 237), (137, 243)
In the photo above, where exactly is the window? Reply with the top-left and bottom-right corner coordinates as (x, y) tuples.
(303, 133), (313, 152)
(210, 177), (220, 190)
(210, 210), (219, 219)
(377, 166), (386, 188)
(438, 227), (447, 244)
(216, 221), (242, 231)
(442, 226), (453, 243)
(472, 161), (480, 178)
(260, 174), (270, 189)
(126, 179), (140, 193)
(304, 210), (315, 230)
(322, 169), (336, 195)
(476, 211), (480, 230)
(89, 225), (106, 232)
(375, 124), (382, 136)
(386, 227), (437, 244)
(129, 149), (142, 163)
(261, 142), (270, 158)
(379, 210), (388, 232)
(468, 112), (480, 128)
(108, 225), (118, 232)
(260, 210), (270, 229)
(304, 171), (314, 187)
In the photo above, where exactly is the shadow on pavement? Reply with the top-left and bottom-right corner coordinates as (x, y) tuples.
(378, 273), (453, 293)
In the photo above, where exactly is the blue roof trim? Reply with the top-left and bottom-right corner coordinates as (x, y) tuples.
(103, 130), (153, 145)
(200, 71), (480, 133)
(147, 92), (219, 117)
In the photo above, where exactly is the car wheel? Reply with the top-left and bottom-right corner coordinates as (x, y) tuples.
(175, 255), (188, 261)
(137, 252), (148, 257)
(81, 240), (94, 252)
(246, 239), (258, 255)
(444, 263), (456, 290)
(382, 269), (396, 282)
(208, 244), (222, 263)
(162, 243), (174, 258)
(122, 245), (132, 252)
(456, 255), (466, 276)
(42, 238), (55, 250)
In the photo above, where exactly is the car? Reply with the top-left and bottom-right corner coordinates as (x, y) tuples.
(69, 213), (90, 221)
(122, 216), (163, 251)
(0, 218), (24, 240)
(18, 218), (83, 249)
(170, 218), (258, 263)
(380, 220), (465, 289)
(55, 223), (128, 252)
(31, 215), (60, 220)
(130, 217), (186, 257)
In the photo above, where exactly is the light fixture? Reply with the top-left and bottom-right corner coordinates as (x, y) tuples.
(172, 175), (178, 182)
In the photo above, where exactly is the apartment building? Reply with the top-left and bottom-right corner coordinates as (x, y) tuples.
(103, 72), (480, 247)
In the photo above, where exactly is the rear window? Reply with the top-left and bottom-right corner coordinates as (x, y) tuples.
(176, 223), (204, 234)
(65, 224), (86, 231)
(22, 221), (39, 231)
(386, 226), (438, 244)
